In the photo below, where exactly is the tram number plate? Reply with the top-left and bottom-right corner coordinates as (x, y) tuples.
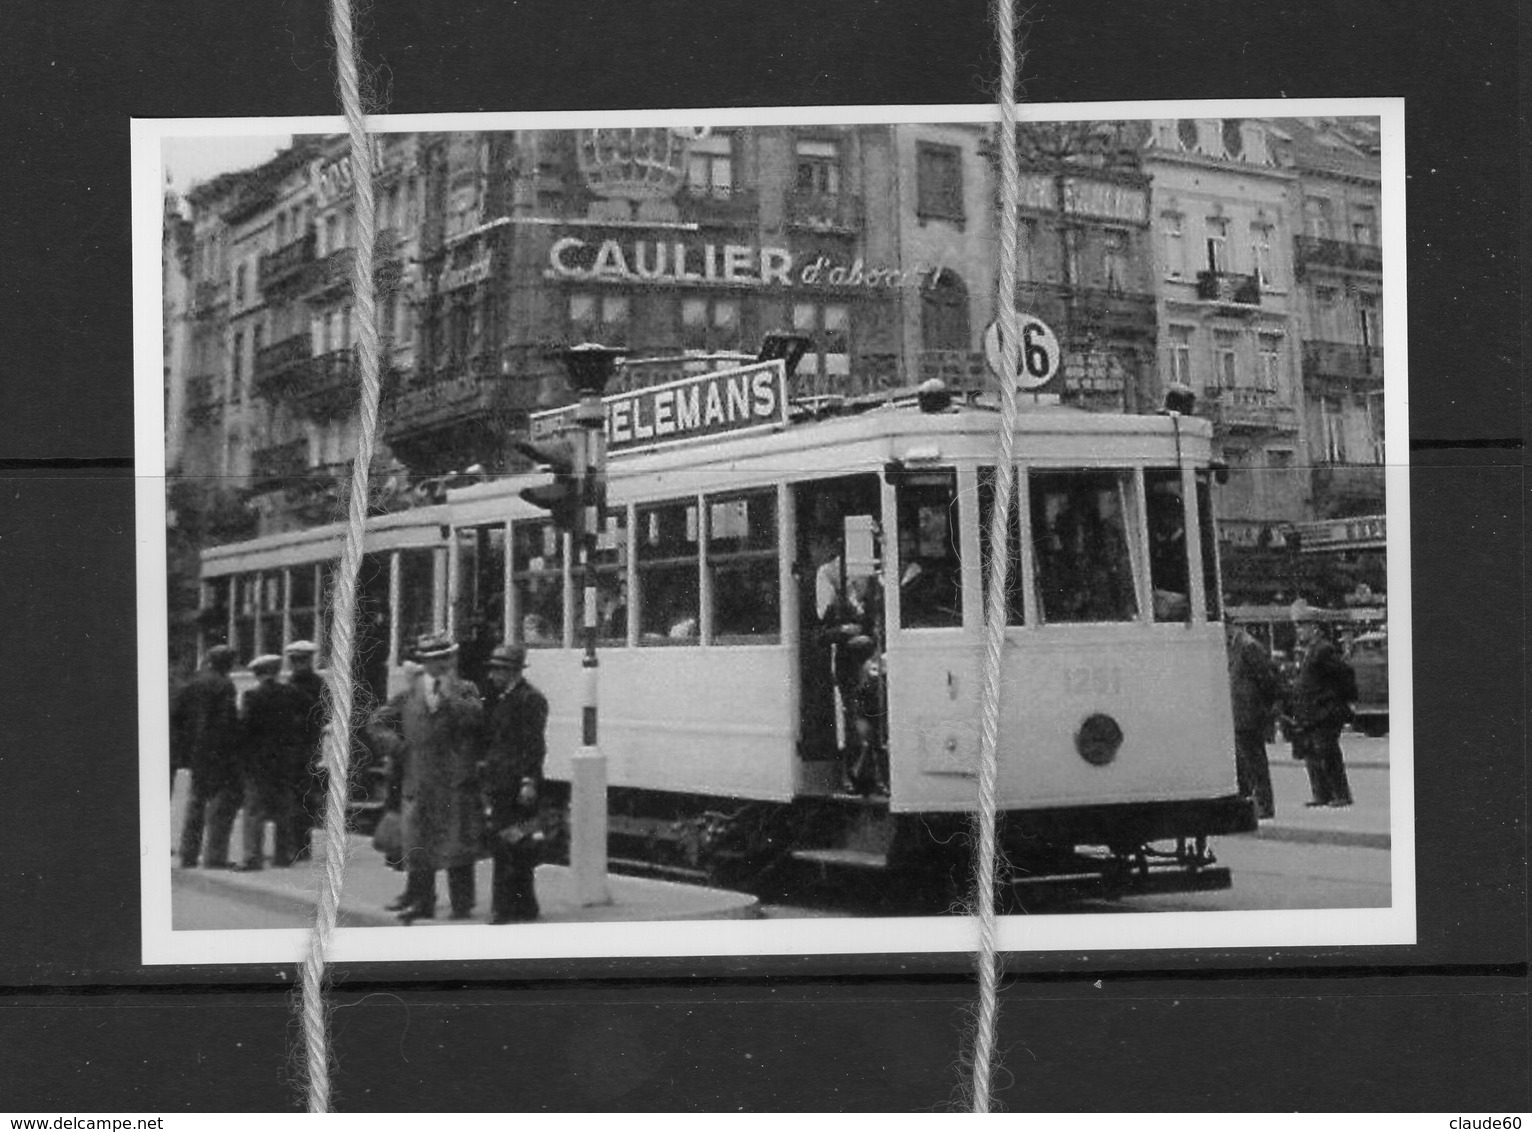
(1063, 665), (1122, 696)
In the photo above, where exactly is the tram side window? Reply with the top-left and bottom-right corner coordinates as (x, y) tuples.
(456, 523), (507, 667)
(1030, 471), (1139, 623)
(289, 564), (320, 654)
(580, 508), (629, 645)
(896, 473), (963, 629)
(707, 490), (780, 641)
(1145, 469), (1192, 622)
(637, 500), (700, 643)
(232, 575), (258, 663)
(201, 579), (232, 652)
(976, 467), (1025, 625)
(1195, 471), (1222, 621)
(397, 548), (438, 647)
(512, 522), (565, 646)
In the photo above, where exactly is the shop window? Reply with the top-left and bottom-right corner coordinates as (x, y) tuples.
(637, 500), (700, 643)
(1145, 470), (1191, 622)
(795, 139), (841, 196)
(916, 143), (965, 223)
(707, 491), (779, 641)
(1030, 470), (1138, 624)
(512, 521), (565, 646)
(976, 467), (1025, 626)
(895, 472), (962, 629)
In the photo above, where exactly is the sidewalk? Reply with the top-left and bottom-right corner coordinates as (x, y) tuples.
(1242, 735), (1392, 851)
(173, 832), (759, 928)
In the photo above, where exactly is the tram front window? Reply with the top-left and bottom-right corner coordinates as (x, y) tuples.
(512, 521), (565, 646)
(895, 472), (962, 629)
(1030, 470), (1138, 624)
(1145, 469), (1192, 621)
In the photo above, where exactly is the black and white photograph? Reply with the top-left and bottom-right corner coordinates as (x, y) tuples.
(132, 102), (1412, 965)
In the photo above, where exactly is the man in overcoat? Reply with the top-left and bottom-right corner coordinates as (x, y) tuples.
(383, 632), (485, 923)
(1226, 622), (1280, 819)
(173, 644), (241, 868)
(236, 654), (311, 869)
(283, 639), (326, 861)
(482, 644), (549, 923)
(1289, 601), (1357, 808)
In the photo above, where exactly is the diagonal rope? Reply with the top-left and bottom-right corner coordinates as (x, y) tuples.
(298, 0), (384, 1112)
(970, 0), (1028, 1112)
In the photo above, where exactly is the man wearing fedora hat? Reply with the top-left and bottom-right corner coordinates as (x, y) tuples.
(384, 632), (486, 923)
(174, 644), (242, 869)
(1289, 600), (1357, 808)
(482, 643), (549, 923)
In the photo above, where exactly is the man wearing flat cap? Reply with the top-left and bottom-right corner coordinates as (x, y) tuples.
(382, 632), (486, 923)
(236, 654), (310, 869)
(1288, 600), (1358, 808)
(173, 644), (241, 869)
(282, 640), (325, 862)
(482, 644), (549, 923)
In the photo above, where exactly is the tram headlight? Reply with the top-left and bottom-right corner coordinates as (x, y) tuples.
(1075, 713), (1124, 767)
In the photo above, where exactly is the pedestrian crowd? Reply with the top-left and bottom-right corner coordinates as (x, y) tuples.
(1224, 597), (1360, 821)
(171, 631), (550, 926)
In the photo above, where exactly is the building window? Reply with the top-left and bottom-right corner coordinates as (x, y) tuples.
(1350, 203), (1378, 246)
(1249, 222), (1276, 288)
(920, 270), (970, 352)
(1221, 119), (1245, 159)
(1019, 217), (1038, 282)
(1365, 392), (1385, 464)
(681, 296), (742, 353)
(637, 499), (700, 643)
(1304, 195), (1333, 240)
(1358, 291), (1381, 350)
(792, 302), (850, 389)
(686, 133), (735, 197)
(915, 143), (965, 223)
(795, 139), (841, 196)
(1162, 213), (1186, 279)
(1313, 285), (1340, 340)
(1205, 217), (1229, 273)
(234, 264), (246, 308)
(1320, 398), (1347, 463)
(1213, 330), (1240, 389)
(232, 330), (245, 399)
(1176, 119), (1199, 151)
(1257, 333), (1282, 392)
(1103, 229), (1129, 293)
(1168, 326), (1194, 386)
(568, 292), (629, 346)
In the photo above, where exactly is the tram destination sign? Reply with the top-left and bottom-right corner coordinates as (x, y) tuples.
(529, 359), (789, 455)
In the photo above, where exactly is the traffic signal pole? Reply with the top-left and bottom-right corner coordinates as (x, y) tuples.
(569, 387), (610, 906)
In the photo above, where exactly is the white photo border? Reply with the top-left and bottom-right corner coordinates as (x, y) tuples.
(133, 98), (1414, 966)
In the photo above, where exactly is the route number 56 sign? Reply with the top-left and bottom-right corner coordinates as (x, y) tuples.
(983, 316), (1061, 391)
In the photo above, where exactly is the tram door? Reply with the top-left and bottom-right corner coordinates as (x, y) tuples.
(793, 474), (886, 795)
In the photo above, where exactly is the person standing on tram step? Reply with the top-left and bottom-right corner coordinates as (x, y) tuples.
(1226, 622), (1280, 820)
(283, 639), (326, 862)
(481, 644), (549, 924)
(381, 632), (485, 924)
(235, 654), (310, 869)
(1289, 600), (1358, 808)
(173, 644), (241, 869)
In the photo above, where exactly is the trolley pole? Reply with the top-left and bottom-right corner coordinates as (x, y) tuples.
(555, 343), (625, 907)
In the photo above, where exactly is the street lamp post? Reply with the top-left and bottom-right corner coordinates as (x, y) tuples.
(551, 342), (626, 906)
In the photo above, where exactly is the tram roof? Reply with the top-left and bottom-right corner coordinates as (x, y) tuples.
(201, 499), (454, 575)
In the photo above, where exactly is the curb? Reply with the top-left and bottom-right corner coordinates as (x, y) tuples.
(1247, 826), (1391, 851)
(173, 866), (397, 927)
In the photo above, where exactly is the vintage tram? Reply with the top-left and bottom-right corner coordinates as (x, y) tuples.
(195, 366), (1255, 903)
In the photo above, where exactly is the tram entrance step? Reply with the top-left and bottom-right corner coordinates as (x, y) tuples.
(791, 848), (888, 871)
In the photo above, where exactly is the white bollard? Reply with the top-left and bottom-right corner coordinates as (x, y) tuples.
(170, 768), (192, 855)
(569, 746), (611, 906)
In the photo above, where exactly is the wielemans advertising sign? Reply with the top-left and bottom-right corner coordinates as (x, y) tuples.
(529, 359), (789, 455)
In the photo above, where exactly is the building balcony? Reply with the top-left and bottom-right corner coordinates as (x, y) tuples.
(384, 349), (553, 472)
(183, 373), (223, 424)
(191, 280), (227, 318)
(257, 230), (317, 294)
(306, 232), (405, 299)
(1198, 385), (1298, 433)
(1294, 234), (1382, 277)
(674, 186), (760, 228)
(785, 190), (864, 233)
(251, 333), (312, 400)
(246, 438), (309, 495)
(1302, 340), (1384, 388)
(1194, 270), (1261, 308)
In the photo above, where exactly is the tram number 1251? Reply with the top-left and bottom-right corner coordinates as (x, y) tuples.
(1063, 664), (1123, 696)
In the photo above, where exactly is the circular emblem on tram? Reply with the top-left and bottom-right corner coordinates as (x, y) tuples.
(1075, 712), (1124, 767)
(983, 316), (1062, 392)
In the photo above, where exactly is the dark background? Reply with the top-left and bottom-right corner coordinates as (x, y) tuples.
(1, 0), (1524, 1111)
